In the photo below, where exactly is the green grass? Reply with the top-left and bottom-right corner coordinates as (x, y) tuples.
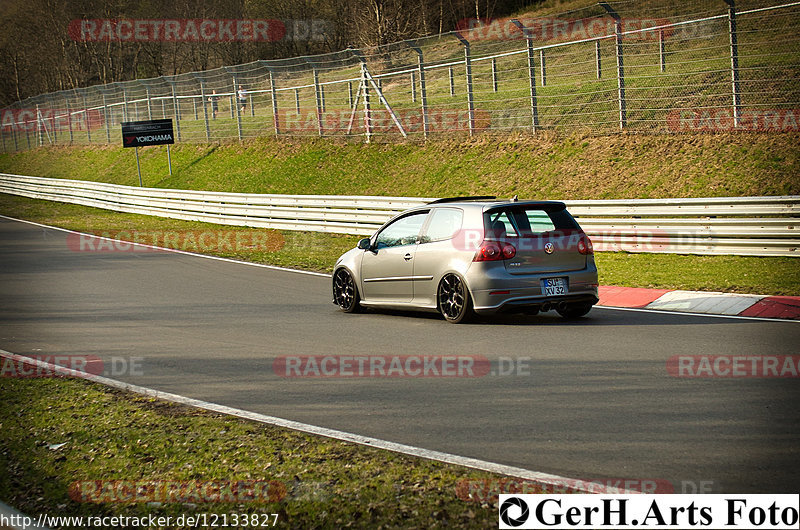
(1, 133), (798, 199)
(2, 193), (798, 295)
(0, 376), (507, 528)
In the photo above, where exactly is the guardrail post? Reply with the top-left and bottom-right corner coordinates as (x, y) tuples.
(454, 33), (475, 136)
(269, 68), (280, 136)
(724, 0), (742, 127)
(511, 19), (539, 133)
(410, 44), (430, 138)
(659, 29), (666, 72)
(491, 57), (498, 92)
(596, 41), (602, 78)
(600, 2), (627, 129)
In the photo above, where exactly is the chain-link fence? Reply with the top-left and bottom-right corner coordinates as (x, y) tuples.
(1, 0), (798, 150)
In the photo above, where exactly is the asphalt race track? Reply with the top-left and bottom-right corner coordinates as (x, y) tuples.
(1, 217), (798, 493)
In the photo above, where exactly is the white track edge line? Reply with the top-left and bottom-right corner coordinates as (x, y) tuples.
(0, 349), (638, 495)
(1, 214), (795, 323)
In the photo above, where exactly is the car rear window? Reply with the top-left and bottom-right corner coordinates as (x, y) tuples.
(484, 205), (579, 237)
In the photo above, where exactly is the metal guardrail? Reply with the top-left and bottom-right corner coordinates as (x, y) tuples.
(0, 173), (797, 256)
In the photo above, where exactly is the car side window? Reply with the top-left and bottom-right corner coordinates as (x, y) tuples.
(421, 208), (463, 243)
(375, 212), (427, 248)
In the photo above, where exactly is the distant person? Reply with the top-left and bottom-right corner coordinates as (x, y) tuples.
(208, 89), (219, 120)
(238, 86), (248, 113)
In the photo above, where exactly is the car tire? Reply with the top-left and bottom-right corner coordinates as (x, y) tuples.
(556, 303), (593, 319)
(437, 274), (474, 324)
(333, 268), (360, 313)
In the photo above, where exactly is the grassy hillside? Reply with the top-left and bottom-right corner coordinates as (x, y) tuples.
(0, 132), (798, 199)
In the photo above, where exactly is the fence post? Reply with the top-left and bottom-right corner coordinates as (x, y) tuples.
(511, 19), (539, 133)
(82, 91), (92, 143)
(347, 82), (353, 107)
(454, 33), (475, 136)
(232, 75), (243, 141)
(269, 68), (280, 136)
(101, 91), (111, 143)
(659, 29), (666, 72)
(448, 66), (455, 96)
(169, 80), (181, 142)
(195, 76), (211, 142)
(596, 40), (602, 78)
(122, 87), (129, 121)
(193, 97), (198, 120)
(362, 63), (372, 143)
(10, 111), (18, 151)
(491, 57), (498, 92)
(540, 49), (547, 87)
(294, 88), (300, 114)
(724, 0), (741, 127)
(145, 86), (153, 120)
(35, 104), (42, 146)
(410, 44), (429, 138)
(411, 72), (417, 102)
(24, 113), (31, 149)
(65, 93), (73, 144)
(600, 2), (627, 129)
(309, 62), (324, 136)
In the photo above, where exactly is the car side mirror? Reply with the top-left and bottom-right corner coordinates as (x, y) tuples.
(357, 238), (372, 250)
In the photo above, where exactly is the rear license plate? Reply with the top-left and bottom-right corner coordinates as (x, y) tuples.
(542, 277), (568, 296)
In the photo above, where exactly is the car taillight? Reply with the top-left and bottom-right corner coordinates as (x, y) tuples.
(577, 234), (594, 255)
(474, 241), (516, 261)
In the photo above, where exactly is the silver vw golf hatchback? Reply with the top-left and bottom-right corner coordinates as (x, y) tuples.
(332, 197), (599, 323)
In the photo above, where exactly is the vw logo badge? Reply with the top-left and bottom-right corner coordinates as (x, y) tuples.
(544, 242), (555, 254)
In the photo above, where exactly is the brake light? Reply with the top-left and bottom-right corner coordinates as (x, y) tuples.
(577, 235), (594, 255)
(474, 241), (516, 261)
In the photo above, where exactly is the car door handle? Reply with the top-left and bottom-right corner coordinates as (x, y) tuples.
(403, 253), (412, 261)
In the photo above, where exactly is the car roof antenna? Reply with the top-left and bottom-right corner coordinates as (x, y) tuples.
(511, 194), (518, 202)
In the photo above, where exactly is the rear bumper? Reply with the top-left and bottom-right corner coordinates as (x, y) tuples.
(468, 261), (599, 314)
(476, 293), (599, 314)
